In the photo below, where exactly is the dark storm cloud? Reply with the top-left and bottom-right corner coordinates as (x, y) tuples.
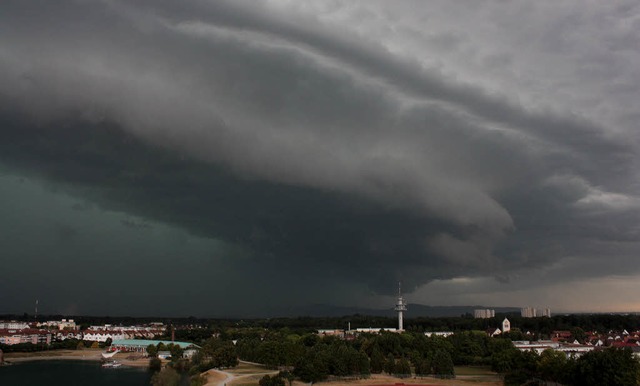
(0, 0), (639, 313)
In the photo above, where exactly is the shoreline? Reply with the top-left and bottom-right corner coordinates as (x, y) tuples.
(3, 349), (153, 368)
(5, 355), (101, 363)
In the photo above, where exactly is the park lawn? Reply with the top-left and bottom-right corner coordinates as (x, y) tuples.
(230, 375), (273, 386)
(454, 366), (497, 376)
(227, 362), (270, 375)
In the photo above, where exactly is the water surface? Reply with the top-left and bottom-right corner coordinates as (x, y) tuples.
(0, 360), (152, 386)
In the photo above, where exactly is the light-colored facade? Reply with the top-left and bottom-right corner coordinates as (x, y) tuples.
(110, 339), (200, 358)
(521, 307), (551, 318)
(514, 340), (593, 358)
(502, 318), (511, 333)
(0, 329), (52, 345)
(0, 321), (29, 330)
(424, 331), (454, 338)
(474, 309), (495, 318)
(521, 307), (537, 318)
(82, 330), (127, 342)
(355, 327), (398, 334)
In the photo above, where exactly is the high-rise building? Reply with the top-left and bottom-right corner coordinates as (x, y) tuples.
(474, 309), (495, 318)
(521, 307), (551, 318)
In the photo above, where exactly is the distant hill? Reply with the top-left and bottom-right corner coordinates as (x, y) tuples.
(242, 304), (520, 318)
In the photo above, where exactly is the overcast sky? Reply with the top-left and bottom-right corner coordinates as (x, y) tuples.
(1, 0), (639, 317)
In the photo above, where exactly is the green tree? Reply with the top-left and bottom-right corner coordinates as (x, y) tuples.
(413, 358), (430, 376)
(168, 344), (183, 361)
(151, 367), (180, 386)
(394, 357), (411, 378)
(213, 344), (239, 368)
(190, 374), (207, 386)
(259, 374), (285, 386)
(431, 350), (454, 379)
(278, 371), (295, 386)
(149, 357), (162, 372)
(258, 340), (281, 369)
(573, 348), (640, 386)
(147, 344), (158, 357)
(294, 346), (330, 383)
(383, 353), (395, 374)
(538, 349), (567, 383)
(369, 346), (385, 373)
(503, 350), (539, 386)
(357, 351), (371, 377)
(570, 327), (587, 343)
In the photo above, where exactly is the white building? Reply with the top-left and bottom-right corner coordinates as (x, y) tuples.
(521, 307), (551, 318)
(424, 331), (454, 338)
(40, 319), (77, 330)
(355, 328), (398, 334)
(502, 318), (511, 333)
(474, 309), (495, 318)
(521, 307), (537, 318)
(82, 330), (127, 342)
(0, 321), (29, 330)
(514, 340), (593, 358)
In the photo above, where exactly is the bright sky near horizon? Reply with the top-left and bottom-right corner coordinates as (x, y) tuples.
(1, 0), (639, 316)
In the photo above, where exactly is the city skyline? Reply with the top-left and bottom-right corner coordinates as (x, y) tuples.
(1, 1), (639, 316)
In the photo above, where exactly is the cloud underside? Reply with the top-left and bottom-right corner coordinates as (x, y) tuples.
(0, 0), (639, 312)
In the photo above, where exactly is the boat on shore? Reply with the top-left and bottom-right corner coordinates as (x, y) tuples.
(101, 360), (122, 368)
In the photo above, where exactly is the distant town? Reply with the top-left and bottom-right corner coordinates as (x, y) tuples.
(3, 293), (640, 386)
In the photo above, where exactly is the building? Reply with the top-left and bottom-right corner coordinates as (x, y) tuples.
(514, 340), (593, 358)
(317, 329), (344, 337)
(474, 309), (495, 318)
(354, 328), (398, 334)
(521, 307), (537, 318)
(83, 330), (127, 342)
(521, 307), (551, 318)
(39, 319), (77, 330)
(0, 321), (29, 330)
(424, 331), (454, 338)
(55, 330), (83, 341)
(110, 339), (200, 358)
(0, 329), (52, 345)
(502, 318), (511, 333)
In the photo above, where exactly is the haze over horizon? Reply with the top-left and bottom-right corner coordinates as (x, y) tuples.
(1, 1), (639, 317)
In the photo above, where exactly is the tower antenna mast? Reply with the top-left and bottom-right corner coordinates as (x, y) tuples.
(394, 282), (407, 331)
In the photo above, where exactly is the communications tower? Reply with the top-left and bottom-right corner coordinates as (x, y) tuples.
(395, 282), (407, 331)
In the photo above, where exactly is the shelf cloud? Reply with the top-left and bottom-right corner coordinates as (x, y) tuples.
(1, 0), (639, 315)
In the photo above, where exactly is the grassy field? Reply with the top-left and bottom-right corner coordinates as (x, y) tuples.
(227, 362), (270, 375)
(453, 366), (497, 376)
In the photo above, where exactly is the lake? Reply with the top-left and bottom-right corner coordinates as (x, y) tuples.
(0, 360), (152, 386)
